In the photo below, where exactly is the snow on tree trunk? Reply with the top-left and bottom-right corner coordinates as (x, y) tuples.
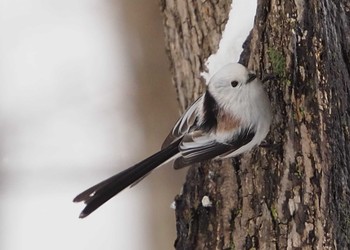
(160, 0), (350, 249)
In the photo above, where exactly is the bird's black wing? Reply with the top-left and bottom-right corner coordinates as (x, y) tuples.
(173, 127), (255, 169)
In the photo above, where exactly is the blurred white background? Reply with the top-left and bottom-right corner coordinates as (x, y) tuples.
(0, 0), (187, 249)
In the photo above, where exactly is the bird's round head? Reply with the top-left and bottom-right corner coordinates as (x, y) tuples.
(208, 63), (265, 112)
(208, 63), (257, 90)
(207, 63), (262, 109)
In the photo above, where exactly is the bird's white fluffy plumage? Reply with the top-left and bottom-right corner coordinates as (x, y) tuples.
(165, 63), (272, 163)
(208, 63), (271, 157)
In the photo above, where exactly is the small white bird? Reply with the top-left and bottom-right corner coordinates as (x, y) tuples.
(73, 63), (272, 218)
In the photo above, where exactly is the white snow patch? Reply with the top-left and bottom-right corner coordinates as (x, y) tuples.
(202, 0), (257, 82)
(170, 201), (176, 210)
(201, 195), (212, 207)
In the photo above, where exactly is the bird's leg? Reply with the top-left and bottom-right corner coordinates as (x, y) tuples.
(261, 73), (279, 83)
(259, 140), (281, 151)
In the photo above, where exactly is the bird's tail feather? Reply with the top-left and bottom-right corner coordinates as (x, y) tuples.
(73, 140), (180, 218)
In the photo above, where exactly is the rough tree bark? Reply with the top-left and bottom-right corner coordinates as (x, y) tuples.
(160, 0), (350, 249)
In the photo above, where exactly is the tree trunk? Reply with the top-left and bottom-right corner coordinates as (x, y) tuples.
(160, 0), (350, 249)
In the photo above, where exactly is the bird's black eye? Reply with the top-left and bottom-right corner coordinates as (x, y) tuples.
(231, 80), (239, 87)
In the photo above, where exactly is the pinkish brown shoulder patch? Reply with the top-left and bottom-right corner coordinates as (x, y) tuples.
(216, 111), (241, 133)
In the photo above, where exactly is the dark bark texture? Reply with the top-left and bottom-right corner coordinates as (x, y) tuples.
(160, 0), (350, 249)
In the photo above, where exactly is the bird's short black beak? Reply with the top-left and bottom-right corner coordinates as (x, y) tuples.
(247, 73), (256, 83)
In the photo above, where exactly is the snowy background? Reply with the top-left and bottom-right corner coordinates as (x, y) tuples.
(0, 0), (255, 249)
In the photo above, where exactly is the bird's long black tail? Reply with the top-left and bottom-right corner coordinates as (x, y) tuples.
(73, 140), (180, 218)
